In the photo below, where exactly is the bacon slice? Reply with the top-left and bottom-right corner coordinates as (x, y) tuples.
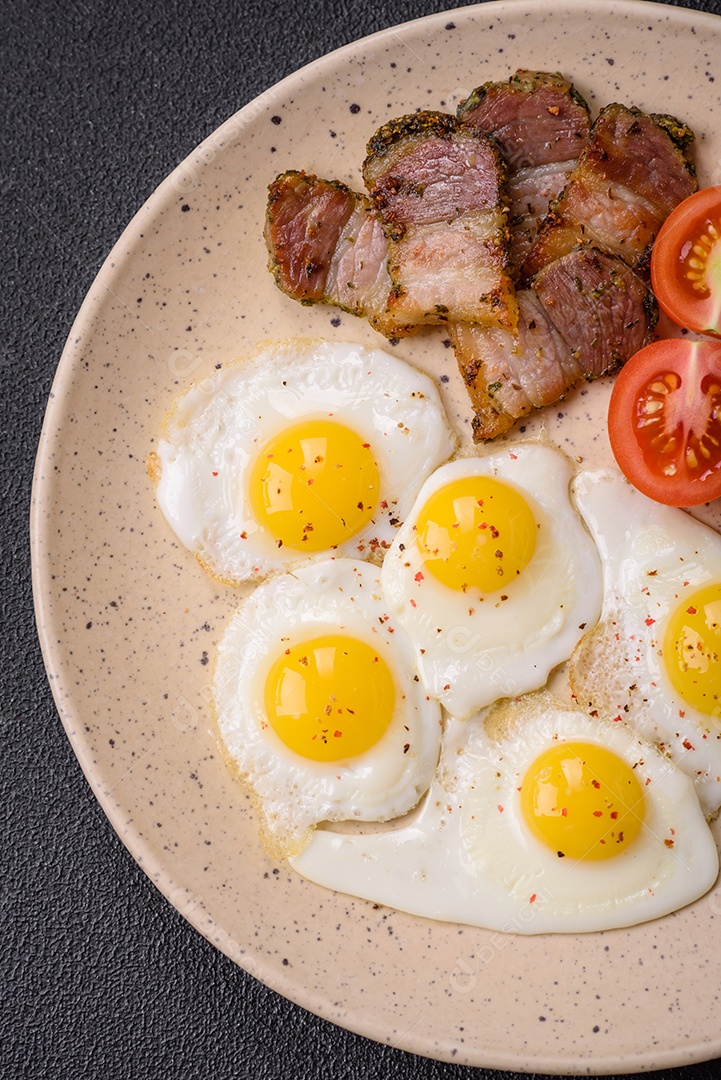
(458, 70), (592, 273)
(265, 170), (413, 338)
(524, 104), (696, 279)
(452, 247), (656, 440)
(362, 112), (516, 331)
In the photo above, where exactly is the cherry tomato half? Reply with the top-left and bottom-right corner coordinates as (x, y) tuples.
(651, 185), (721, 336)
(608, 339), (721, 506)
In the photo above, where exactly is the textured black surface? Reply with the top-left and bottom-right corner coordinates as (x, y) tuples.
(5, 0), (721, 1076)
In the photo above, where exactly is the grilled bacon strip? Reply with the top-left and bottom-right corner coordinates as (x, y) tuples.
(362, 112), (516, 332)
(452, 247), (656, 440)
(524, 104), (696, 279)
(458, 70), (592, 273)
(265, 170), (414, 338)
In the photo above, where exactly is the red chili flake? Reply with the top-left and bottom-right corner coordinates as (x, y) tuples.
(510, 452), (518, 460)
(561, 807), (568, 817)
(670, 828), (676, 835)
(212, 471), (218, 477)
(682, 739), (695, 750)
(240, 531), (248, 540)
(284, 648), (290, 655)
(362, 442), (370, 448)
(610, 811), (619, 820)
(529, 893), (537, 904)
(593, 810), (603, 817)
(645, 618), (655, 627)
(591, 779), (601, 789)
(497, 804), (504, 813)
(334, 730), (342, 738)
(679, 710), (686, 718)
(380, 500), (388, 509)
(687, 606), (697, 615)
(414, 571), (424, 582)
(664, 838), (675, 848)
(410, 599), (417, 608)
(612, 716), (621, 723)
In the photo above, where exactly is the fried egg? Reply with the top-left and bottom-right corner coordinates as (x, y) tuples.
(379, 443), (603, 718)
(571, 467), (721, 816)
(213, 558), (442, 857)
(150, 339), (456, 584)
(290, 692), (718, 933)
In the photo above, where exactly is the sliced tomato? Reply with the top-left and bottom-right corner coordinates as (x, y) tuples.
(651, 186), (721, 336)
(608, 339), (721, 506)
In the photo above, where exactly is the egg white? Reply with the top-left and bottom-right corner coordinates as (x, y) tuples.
(153, 338), (456, 584)
(213, 558), (443, 858)
(290, 691), (719, 933)
(379, 443), (603, 718)
(571, 467), (721, 817)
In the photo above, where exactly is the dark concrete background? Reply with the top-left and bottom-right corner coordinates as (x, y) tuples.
(5, 0), (721, 1076)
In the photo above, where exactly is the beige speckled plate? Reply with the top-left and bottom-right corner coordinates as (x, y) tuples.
(31, 0), (721, 1073)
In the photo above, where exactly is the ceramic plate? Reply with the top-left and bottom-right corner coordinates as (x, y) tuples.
(31, 0), (721, 1072)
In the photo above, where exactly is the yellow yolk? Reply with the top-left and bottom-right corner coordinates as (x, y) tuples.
(664, 583), (721, 717)
(520, 741), (645, 861)
(249, 420), (380, 552)
(264, 634), (396, 762)
(415, 476), (537, 593)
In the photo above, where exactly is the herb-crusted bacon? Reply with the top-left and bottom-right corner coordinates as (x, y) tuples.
(264, 170), (412, 338)
(452, 247), (656, 440)
(524, 104), (697, 279)
(362, 111), (517, 331)
(458, 70), (592, 273)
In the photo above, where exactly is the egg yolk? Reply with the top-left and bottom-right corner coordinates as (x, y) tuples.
(249, 420), (380, 552)
(264, 635), (396, 762)
(415, 476), (537, 593)
(663, 583), (721, 717)
(520, 741), (645, 861)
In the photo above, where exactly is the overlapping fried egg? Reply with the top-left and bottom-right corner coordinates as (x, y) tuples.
(151, 339), (456, 583)
(290, 691), (718, 933)
(213, 558), (442, 857)
(571, 467), (721, 816)
(380, 443), (603, 718)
